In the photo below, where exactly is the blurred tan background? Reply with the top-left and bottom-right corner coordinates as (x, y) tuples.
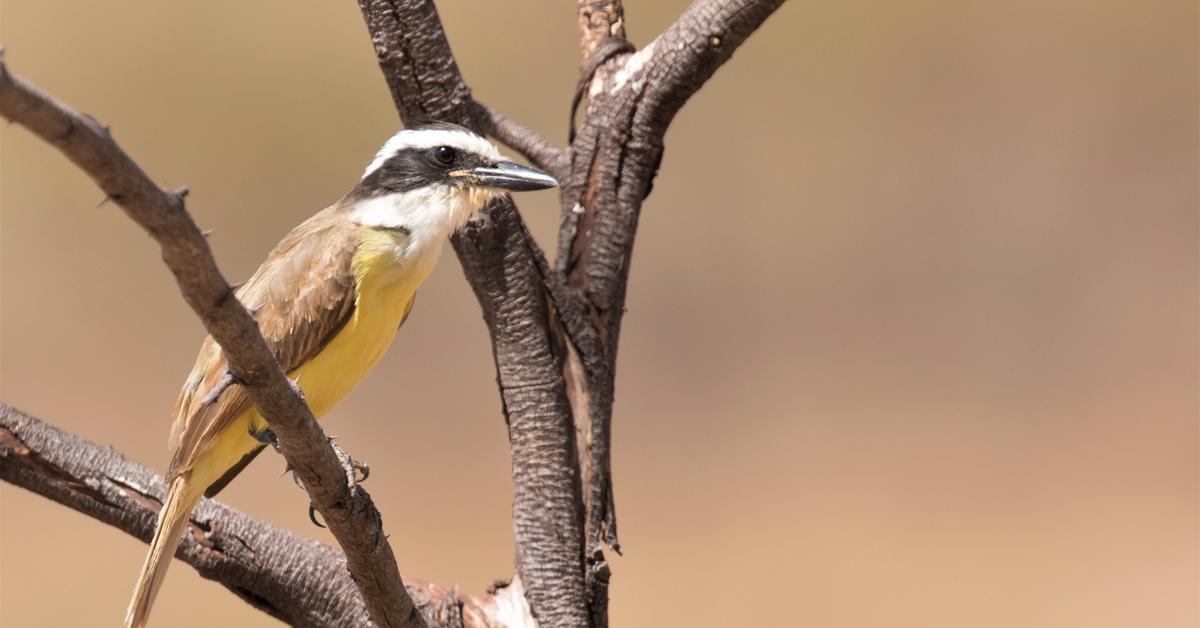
(1, 1), (1196, 626)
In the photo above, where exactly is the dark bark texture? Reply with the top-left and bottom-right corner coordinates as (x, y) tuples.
(0, 58), (424, 628)
(0, 0), (784, 625)
(0, 404), (537, 628)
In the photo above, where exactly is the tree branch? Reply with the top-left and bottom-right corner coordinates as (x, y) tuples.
(2, 0), (786, 624)
(356, 2), (591, 626)
(0, 404), (518, 627)
(470, 101), (568, 182)
(360, 1), (785, 626)
(556, 1), (787, 624)
(0, 60), (423, 628)
(576, 1), (626, 60)
(639, 0), (787, 131)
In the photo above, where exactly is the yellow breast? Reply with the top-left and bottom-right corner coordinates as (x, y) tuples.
(190, 228), (427, 491)
(285, 228), (421, 418)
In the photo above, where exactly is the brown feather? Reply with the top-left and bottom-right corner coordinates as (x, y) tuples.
(166, 206), (360, 479)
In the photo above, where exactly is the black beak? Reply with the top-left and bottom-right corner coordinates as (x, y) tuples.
(464, 161), (558, 191)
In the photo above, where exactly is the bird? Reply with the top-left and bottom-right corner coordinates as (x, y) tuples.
(125, 122), (558, 628)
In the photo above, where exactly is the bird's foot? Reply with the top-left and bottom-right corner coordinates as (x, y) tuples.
(251, 427), (280, 451)
(329, 437), (369, 488)
(202, 369), (244, 406)
(302, 438), (368, 529)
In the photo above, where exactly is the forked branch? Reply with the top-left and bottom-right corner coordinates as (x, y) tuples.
(0, 0), (786, 625)
(0, 60), (423, 628)
(357, 1), (593, 626)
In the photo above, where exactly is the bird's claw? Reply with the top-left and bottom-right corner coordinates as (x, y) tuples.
(328, 437), (369, 489)
(301, 439), (367, 529)
(251, 427), (280, 451)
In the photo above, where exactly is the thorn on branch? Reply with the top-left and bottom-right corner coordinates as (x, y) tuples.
(2, 60), (424, 627)
(290, 467), (305, 490)
(288, 375), (305, 402)
(57, 118), (76, 141)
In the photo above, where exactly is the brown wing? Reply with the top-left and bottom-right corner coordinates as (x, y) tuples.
(166, 208), (361, 479)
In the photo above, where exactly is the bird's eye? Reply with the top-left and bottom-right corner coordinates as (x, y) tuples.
(433, 146), (457, 166)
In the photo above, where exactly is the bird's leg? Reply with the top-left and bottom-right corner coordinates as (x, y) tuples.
(201, 369), (244, 406)
(328, 436), (370, 487)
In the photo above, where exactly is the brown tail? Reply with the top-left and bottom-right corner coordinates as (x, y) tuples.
(125, 474), (201, 628)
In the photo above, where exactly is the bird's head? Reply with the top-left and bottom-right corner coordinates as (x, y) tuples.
(349, 123), (557, 237)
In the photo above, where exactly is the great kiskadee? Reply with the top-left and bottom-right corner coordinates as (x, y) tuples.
(125, 123), (558, 628)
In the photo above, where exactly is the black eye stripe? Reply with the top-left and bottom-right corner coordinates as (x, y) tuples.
(350, 144), (487, 200)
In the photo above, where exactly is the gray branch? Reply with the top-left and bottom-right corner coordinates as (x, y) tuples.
(0, 60), (423, 628)
(356, 1), (592, 626)
(641, 0), (789, 130)
(358, 0), (785, 626)
(0, 404), (537, 628)
(0, 0), (785, 625)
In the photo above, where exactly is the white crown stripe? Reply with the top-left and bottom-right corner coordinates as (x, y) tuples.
(362, 128), (502, 179)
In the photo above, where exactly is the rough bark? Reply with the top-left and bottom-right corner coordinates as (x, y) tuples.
(0, 404), (538, 628)
(354, 1), (785, 625)
(0, 60), (423, 628)
(565, 1), (790, 624)
(0, 0), (785, 625)
(356, 2), (593, 626)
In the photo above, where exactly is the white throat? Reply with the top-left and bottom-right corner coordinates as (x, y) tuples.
(350, 185), (499, 256)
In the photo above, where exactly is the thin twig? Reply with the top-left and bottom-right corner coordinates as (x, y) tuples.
(470, 101), (568, 181)
(0, 0), (788, 625)
(638, 0), (787, 129)
(0, 60), (425, 628)
(567, 37), (634, 145)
